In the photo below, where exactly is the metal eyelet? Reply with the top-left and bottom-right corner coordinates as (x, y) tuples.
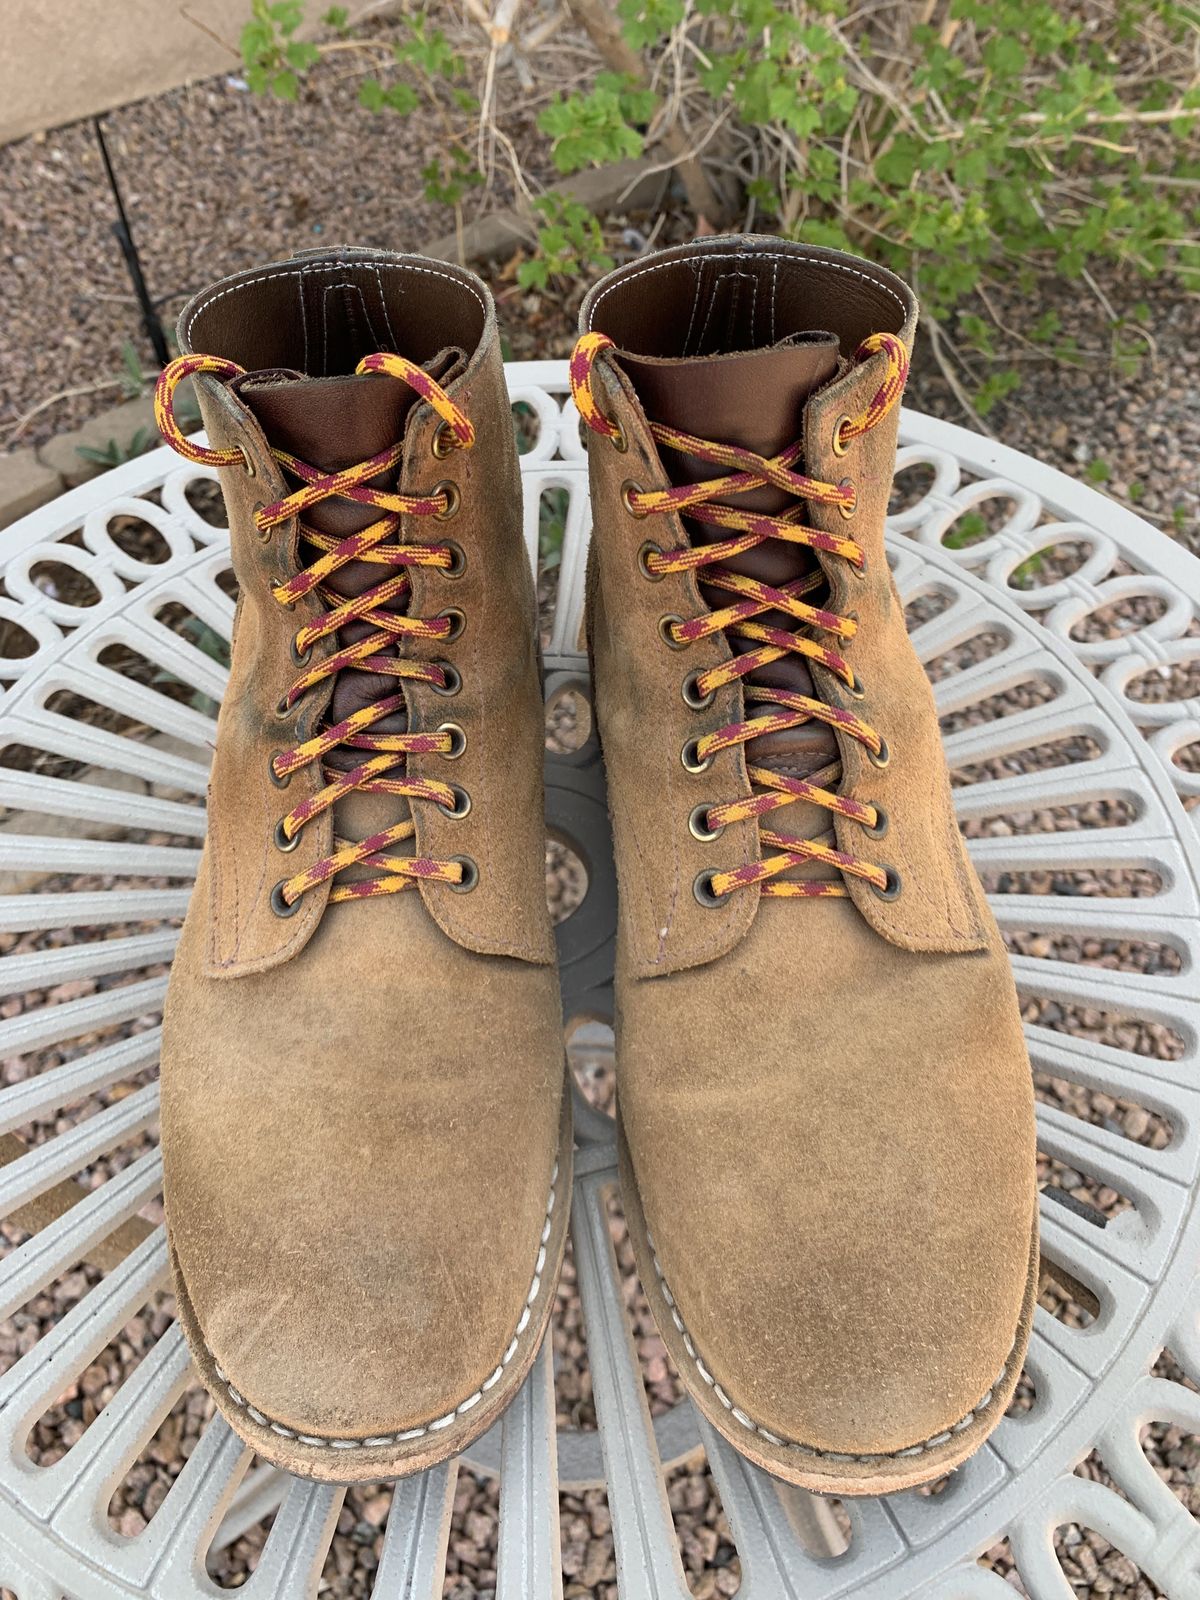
(682, 669), (716, 710)
(688, 804), (725, 843)
(846, 672), (866, 701)
(273, 818), (301, 852)
(432, 661), (462, 697)
(850, 553), (869, 580)
(268, 753), (292, 789)
(868, 737), (891, 770)
(637, 541), (664, 581)
(681, 737), (714, 775)
(441, 541), (466, 579)
(433, 481), (461, 521)
(659, 614), (688, 650)
(432, 421), (456, 459)
(609, 424), (628, 454)
(290, 635), (311, 665)
(436, 608), (466, 642)
(270, 880), (301, 917)
(240, 447), (257, 479)
(448, 855), (479, 891)
(622, 481), (649, 518)
(861, 804), (888, 840)
(831, 415), (852, 457)
(693, 869), (724, 908)
(274, 695), (292, 720)
(438, 721), (467, 759)
(252, 503), (271, 541)
(871, 866), (902, 901)
(838, 480), (858, 520)
(438, 785), (471, 819)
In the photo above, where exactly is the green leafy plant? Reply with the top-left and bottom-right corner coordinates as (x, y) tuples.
(240, 0), (319, 100)
(237, 0), (1200, 412)
(242, 3), (478, 208)
(538, 486), (571, 573)
(517, 194), (615, 291)
(76, 426), (156, 469)
(539, 74), (656, 173)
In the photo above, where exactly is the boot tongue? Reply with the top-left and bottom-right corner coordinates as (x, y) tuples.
(618, 334), (840, 776)
(236, 351), (464, 758)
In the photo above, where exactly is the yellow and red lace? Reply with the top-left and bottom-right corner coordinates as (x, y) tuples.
(155, 351), (476, 908)
(570, 329), (909, 902)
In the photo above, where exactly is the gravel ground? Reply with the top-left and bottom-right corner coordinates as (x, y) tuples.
(1, 36), (1198, 1600)
(0, 31), (1196, 568)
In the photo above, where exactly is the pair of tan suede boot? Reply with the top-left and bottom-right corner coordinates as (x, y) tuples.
(153, 237), (1037, 1496)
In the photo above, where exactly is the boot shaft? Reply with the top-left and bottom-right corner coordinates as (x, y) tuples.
(576, 237), (990, 973)
(158, 249), (552, 973)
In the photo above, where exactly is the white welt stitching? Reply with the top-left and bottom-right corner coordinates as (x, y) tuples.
(207, 1159), (561, 1450)
(587, 249), (909, 326)
(646, 1231), (1017, 1462)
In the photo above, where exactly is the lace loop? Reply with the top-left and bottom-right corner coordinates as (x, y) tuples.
(570, 328), (908, 902)
(156, 349), (477, 908)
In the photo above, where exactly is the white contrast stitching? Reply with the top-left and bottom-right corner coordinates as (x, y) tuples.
(208, 1160), (561, 1450)
(587, 249), (909, 326)
(184, 258), (487, 345)
(645, 1231), (1016, 1462)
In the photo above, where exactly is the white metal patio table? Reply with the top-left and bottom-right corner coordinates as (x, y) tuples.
(0, 358), (1199, 1600)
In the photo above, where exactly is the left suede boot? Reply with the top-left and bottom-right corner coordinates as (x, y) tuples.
(153, 248), (570, 1483)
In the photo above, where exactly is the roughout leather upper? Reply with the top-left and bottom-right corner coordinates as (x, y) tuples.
(582, 236), (1037, 1473)
(160, 250), (564, 1454)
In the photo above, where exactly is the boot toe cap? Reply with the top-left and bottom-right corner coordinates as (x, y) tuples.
(169, 1135), (564, 1445)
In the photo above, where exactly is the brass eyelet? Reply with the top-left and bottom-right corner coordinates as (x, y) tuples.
(438, 785), (472, 820)
(441, 541), (466, 579)
(838, 479), (858, 520)
(609, 424), (628, 454)
(268, 753), (292, 789)
(688, 804), (725, 843)
(274, 695), (292, 720)
(438, 721), (467, 759)
(871, 865), (902, 901)
(240, 447), (257, 479)
(681, 737), (714, 775)
(659, 614), (688, 650)
(682, 669), (716, 710)
(432, 420), (456, 459)
(637, 541), (665, 581)
(273, 818), (301, 853)
(831, 415), (852, 457)
(850, 553), (869, 581)
(436, 608), (466, 642)
(622, 480), (649, 518)
(868, 737), (891, 770)
(252, 503), (271, 541)
(433, 480), (461, 521)
(290, 635), (311, 665)
(432, 661), (462, 697)
(846, 672), (866, 701)
(693, 869), (724, 908)
(270, 880), (301, 917)
(448, 855), (479, 891)
(862, 804), (888, 840)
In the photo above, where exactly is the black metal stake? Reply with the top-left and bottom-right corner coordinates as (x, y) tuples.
(93, 115), (170, 369)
